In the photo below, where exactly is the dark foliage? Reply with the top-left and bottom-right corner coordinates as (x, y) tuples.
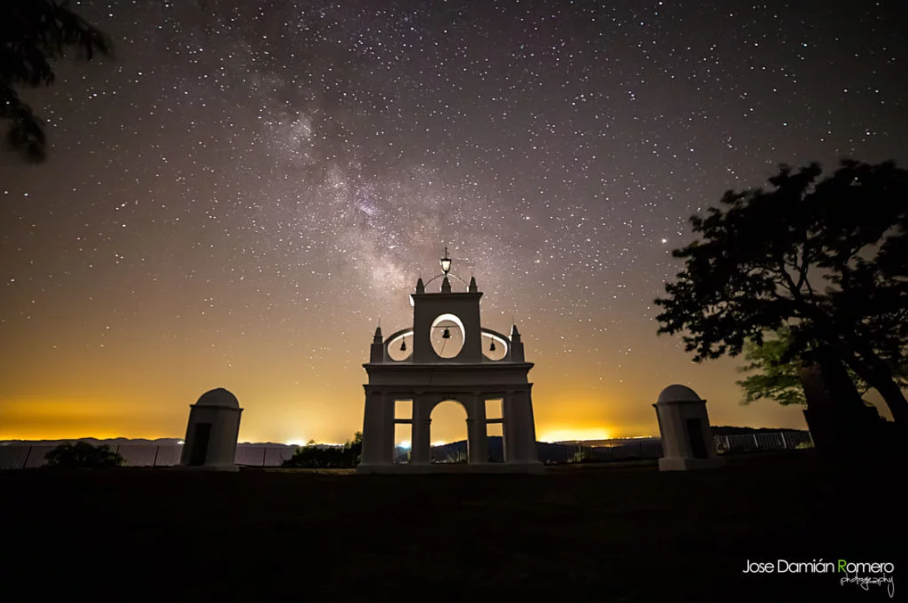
(44, 441), (124, 468)
(1, 0), (112, 161)
(282, 432), (362, 468)
(656, 160), (908, 426)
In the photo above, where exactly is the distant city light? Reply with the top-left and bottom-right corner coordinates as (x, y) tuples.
(286, 440), (306, 446)
(431, 441), (447, 446)
(399, 440), (411, 449)
(177, 440), (184, 445)
(538, 428), (612, 443)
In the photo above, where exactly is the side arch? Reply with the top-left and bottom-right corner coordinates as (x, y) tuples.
(481, 327), (510, 360)
(383, 328), (414, 362)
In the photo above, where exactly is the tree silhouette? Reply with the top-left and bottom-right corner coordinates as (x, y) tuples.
(349, 430), (363, 462)
(282, 433), (363, 468)
(1, 0), (112, 161)
(45, 441), (124, 468)
(656, 160), (908, 428)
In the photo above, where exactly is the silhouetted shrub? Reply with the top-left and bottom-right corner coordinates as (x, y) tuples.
(282, 432), (362, 468)
(45, 442), (124, 468)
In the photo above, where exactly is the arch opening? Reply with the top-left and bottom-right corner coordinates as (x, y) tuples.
(393, 400), (412, 464)
(485, 398), (505, 462)
(430, 400), (469, 463)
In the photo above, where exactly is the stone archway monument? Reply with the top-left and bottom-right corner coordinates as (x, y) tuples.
(357, 249), (543, 474)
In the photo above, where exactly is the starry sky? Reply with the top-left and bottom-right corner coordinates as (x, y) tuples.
(2, 0), (906, 444)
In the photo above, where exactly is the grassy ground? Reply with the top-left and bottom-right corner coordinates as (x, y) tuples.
(0, 451), (901, 602)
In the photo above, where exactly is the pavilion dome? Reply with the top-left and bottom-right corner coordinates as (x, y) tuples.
(195, 388), (240, 408)
(657, 384), (702, 404)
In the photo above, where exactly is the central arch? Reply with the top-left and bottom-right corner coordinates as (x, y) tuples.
(430, 400), (469, 463)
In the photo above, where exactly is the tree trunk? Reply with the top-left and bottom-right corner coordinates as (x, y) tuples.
(798, 350), (880, 454)
(791, 296), (908, 425)
(874, 376), (908, 425)
(839, 349), (908, 426)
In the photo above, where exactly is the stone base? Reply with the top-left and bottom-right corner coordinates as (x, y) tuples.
(658, 457), (725, 472)
(356, 461), (544, 475)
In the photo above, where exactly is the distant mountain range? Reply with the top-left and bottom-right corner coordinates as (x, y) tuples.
(710, 426), (808, 435)
(0, 426), (807, 447)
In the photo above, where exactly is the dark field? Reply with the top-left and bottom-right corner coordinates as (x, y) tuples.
(1, 452), (901, 602)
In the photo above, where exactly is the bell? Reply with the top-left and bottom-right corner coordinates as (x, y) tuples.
(442, 328), (451, 339)
(489, 340), (496, 352)
(400, 339), (407, 352)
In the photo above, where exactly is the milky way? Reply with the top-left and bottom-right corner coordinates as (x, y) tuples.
(1, 1), (906, 443)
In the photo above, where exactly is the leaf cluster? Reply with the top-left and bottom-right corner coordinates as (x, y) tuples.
(735, 329), (808, 406)
(1, 0), (112, 161)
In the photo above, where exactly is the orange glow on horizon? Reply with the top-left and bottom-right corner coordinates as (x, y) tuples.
(0, 379), (808, 443)
(0, 315), (810, 443)
(538, 427), (613, 443)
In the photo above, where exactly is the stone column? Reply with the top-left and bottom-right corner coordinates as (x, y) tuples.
(361, 390), (388, 466)
(501, 389), (539, 463)
(509, 390), (529, 462)
(410, 394), (432, 465)
(516, 389), (540, 462)
(466, 393), (488, 464)
(502, 392), (518, 462)
(380, 392), (395, 464)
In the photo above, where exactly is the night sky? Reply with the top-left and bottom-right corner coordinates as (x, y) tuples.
(2, 0), (906, 444)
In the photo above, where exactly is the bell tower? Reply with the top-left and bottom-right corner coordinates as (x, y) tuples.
(357, 249), (543, 474)
(411, 248), (484, 363)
